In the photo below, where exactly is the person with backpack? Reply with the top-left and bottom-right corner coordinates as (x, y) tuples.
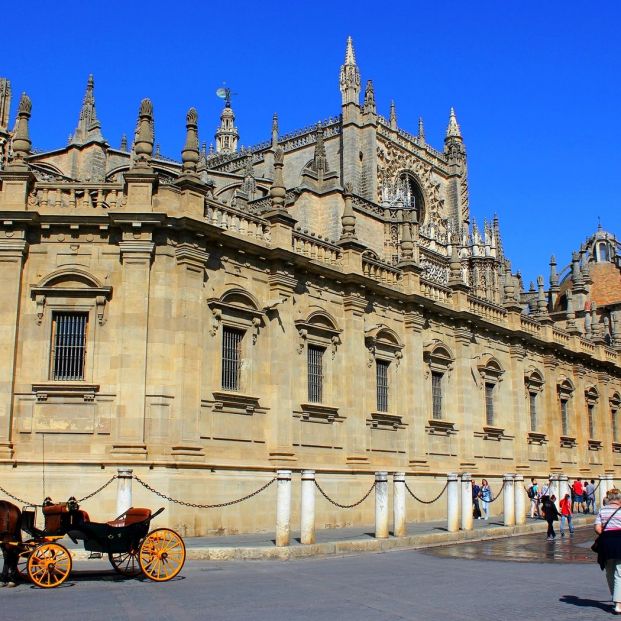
(528, 478), (540, 518)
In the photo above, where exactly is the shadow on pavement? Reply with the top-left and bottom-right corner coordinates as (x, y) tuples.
(560, 595), (612, 612)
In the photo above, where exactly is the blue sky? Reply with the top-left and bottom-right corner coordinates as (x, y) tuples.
(4, 1), (619, 285)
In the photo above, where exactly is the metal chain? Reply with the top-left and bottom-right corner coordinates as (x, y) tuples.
(133, 474), (276, 508)
(404, 481), (448, 504)
(0, 484), (41, 507)
(77, 476), (118, 503)
(314, 481), (375, 509)
(483, 481), (505, 503)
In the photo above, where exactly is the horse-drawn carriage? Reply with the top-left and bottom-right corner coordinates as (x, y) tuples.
(0, 498), (185, 588)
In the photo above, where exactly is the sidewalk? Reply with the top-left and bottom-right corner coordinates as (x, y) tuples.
(68, 512), (596, 561)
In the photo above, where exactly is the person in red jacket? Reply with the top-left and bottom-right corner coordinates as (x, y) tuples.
(560, 493), (574, 536)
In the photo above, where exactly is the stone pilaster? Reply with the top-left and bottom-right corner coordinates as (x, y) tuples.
(543, 355), (561, 470)
(508, 341), (529, 469)
(454, 324), (475, 469)
(343, 289), (369, 465)
(111, 230), (155, 456)
(0, 169), (35, 211)
(572, 364), (589, 474)
(0, 232), (28, 458)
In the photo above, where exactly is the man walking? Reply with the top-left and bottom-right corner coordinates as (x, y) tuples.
(572, 479), (585, 513)
(585, 479), (596, 514)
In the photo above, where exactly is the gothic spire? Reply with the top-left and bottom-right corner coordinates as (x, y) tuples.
(0, 78), (10, 132)
(339, 36), (360, 106)
(133, 98), (154, 169)
(389, 100), (397, 129)
(270, 147), (286, 210)
(418, 117), (425, 143)
(71, 74), (104, 145)
(363, 80), (376, 115)
(271, 113), (279, 148)
(446, 107), (462, 140)
(492, 214), (504, 258)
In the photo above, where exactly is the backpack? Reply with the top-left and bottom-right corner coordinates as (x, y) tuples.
(527, 486), (535, 499)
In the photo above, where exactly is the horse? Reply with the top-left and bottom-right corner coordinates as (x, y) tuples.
(0, 500), (22, 584)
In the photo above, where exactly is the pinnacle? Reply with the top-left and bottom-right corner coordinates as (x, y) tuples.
(345, 36), (356, 65)
(446, 107), (462, 139)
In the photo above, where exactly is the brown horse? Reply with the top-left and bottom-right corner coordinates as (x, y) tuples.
(0, 500), (22, 584)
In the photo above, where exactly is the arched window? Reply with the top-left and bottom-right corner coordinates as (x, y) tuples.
(585, 386), (599, 440)
(557, 378), (575, 445)
(597, 241), (610, 262)
(424, 342), (455, 422)
(611, 392), (621, 445)
(398, 172), (425, 224)
(524, 369), (545, 433)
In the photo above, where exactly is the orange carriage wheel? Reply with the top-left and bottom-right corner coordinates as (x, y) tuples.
(109, 549), (141, 577)
(27, 542), (72, 588)
(138, 528), (186, 582)
(16, 549), (32, 581)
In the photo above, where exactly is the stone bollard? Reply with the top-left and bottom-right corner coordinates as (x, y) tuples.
(116, 467), (133, 517)
(393, 473), (407, 537)
(300, 470), (316, 545)
(599, 474), (608, 509)
(503, 474), (515, 526)
(549, 474), (560, 508)
(461, 473), (473, 531)
(375, 472), (389, 539)
(514, 474), (526, 525)
(276, 470), (292, 547)
(447, 473), (459, 533)
(559, 474), (569, 505)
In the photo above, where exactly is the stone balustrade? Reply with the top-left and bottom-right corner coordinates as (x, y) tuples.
(292, 230), (342, 266)
(520, 315), (542, 336)
(30, 182), (124, 211)
(552, 327), (571, 347)
(205, 203), (271, 242)
(362, 256), (402, 288)
(467, 295), (507, 323)
(420, 278), (452, 303)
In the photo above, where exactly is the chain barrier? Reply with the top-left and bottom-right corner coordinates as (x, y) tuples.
(314, 480), (375, 509)
(0, 484), (41, 507)
(404, 481), (448, 504)
(77, 476), (118, 503)
(484, 481), (505, 503)
(133, 474), (276, 508)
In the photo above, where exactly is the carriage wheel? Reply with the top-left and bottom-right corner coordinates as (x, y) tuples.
(27, 542), (72, 588)
(138, 528), (185, 582)
(16, 550), (32, 581)
(109, 549), (141, 577)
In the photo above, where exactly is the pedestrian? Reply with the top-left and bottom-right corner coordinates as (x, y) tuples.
(573, 479), (585, 513)
(559, 493), (574, 536)
(480, 479), (492, 520)
(472, 479), (481, 519)
(543, 494), (559, 540)
(594, 488), (621, 615)
(586, 479), (596, 514)
(528, 478), (540, 518)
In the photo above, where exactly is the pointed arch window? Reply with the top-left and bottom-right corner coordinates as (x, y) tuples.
(557, 379), (575, 446)
(524, 369), (545, 434)
(398, 172), (425, 224)
(611, 393), (621, 446)
(424, 342), (455, 427)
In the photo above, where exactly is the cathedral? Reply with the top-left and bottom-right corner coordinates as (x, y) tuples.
(0, 38), (619, 535)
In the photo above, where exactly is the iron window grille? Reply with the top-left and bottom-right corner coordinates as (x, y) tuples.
(588, 403), (595, 438)
(529, 392), (537, 432)
(561, 399), (569, 436)
(307, 345), (325, 403)
(50, 311), (88, 381)
(222, 327), (244, 391)
(485, 383), (495, 426)
(376, 360), (389, 412)
(431, 372), (443, 420)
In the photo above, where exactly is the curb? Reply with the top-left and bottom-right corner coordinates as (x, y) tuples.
(68, 515), (593, 562)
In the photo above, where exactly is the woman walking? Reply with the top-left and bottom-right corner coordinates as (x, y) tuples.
(542, 494), (559, 540)
(480, 479), (492, 520)
(594, 488), (621, 615)
(559, 493), (574, 536)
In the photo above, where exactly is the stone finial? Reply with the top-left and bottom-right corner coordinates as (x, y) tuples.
(310, 124), (328, 176)
(133, 98), (154, 168)
(389, 100), (397, 129)
(242, 156), (256, 198)
(492, 214), (504, 258)
(120, 133), (128, 151)
(503, 259), (515, 300)
(0, 77), (11, 132)
(9, 92), (32, 169)
(181, 107), (200, 175)
(536, 275), (548, 316)
(270, 146), (286, 209)
(446, 107), (462, 139)
(271, 113), (279, 148)
(449, 240), (462, 281)
(571, 250), (584, 285)
(340, 182), (357, 240)
(340, 36), (360, 106)
(565, 290), (580, 334)
(71, 74), (103, 145)
(400, 212), (414, 260)
(363, 80), (376, 115)
(418, 117), (425, 143)
(549, 255), (559, 288)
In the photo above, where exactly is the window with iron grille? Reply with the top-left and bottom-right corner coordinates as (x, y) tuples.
(221, 327), (244, 391)
(529, 392), (537, 432)
(431, 372), (443, 420)
(485, 383), (495, 426)
(376, 360), (389, 412)
(50, 312), (88, 381)
(561, 399), (569, 436)
(588, 403), (595, 438)
(307, 345), (325, 403)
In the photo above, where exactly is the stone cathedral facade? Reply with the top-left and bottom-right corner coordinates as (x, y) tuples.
(0, 40), (619, 535)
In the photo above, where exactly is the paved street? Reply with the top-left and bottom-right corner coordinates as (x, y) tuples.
(1, 527), (613, 620)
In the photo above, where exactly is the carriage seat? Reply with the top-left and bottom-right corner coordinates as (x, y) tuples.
(106, 508), (151, 528)
(42, 503), (90, 535)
